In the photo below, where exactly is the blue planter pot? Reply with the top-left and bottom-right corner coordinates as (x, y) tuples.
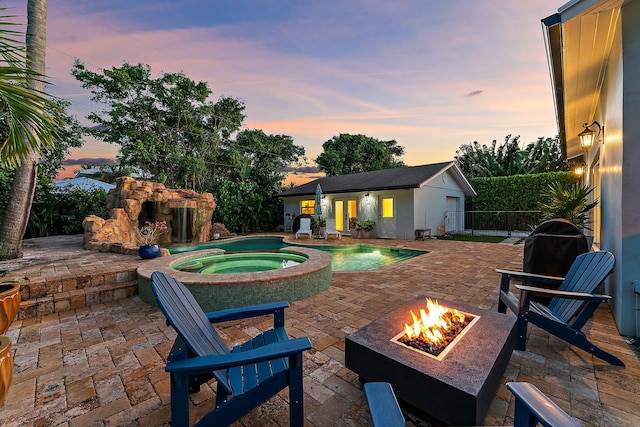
(139, 244), (161, 260)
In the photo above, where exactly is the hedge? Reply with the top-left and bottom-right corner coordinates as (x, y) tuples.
(467, 171), (578, 211)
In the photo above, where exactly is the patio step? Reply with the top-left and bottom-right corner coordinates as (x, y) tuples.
(17, 267), (138, 319)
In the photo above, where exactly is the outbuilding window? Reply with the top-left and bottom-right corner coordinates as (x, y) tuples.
(301, 200), (316, 215)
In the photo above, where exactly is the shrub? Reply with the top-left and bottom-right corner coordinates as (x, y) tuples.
(26, 184), (109, 237)
(356, 218), (376, 231)
(467, 171), (578, 211)
(540, 182), (598, 230)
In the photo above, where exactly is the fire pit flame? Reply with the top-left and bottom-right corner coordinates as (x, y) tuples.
(395, 298), (475, 359)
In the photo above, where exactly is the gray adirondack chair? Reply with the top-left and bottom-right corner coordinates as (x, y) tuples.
(496, 250), (623, 366)
(150, 271), (312, 427)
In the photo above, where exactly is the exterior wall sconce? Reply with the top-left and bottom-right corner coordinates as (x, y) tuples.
(364, 193), (370, 200)
(574, 121), (603, 176)
(578, 121), (603, 151)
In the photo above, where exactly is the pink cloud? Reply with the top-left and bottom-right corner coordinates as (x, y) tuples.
(6, 0), (562, 167)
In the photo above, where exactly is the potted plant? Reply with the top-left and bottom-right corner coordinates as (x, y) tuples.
(136, 220), (168, 259)
(539, 182), (599, 232)
(0, 279), (21, 335)
(212, 223), (221, 240)
(348, 217), (358, 237)
(0, 278), (21, 406)
(316, 216), (326, 237)
(0, 335), (12, 406)
(356, 218), (376, 239)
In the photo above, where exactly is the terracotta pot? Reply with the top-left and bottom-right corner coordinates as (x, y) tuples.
(0, 335), (12, 406)
(0, 283), (21, 335)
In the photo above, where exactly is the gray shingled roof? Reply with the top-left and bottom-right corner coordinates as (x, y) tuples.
(277, 162), (469, 197)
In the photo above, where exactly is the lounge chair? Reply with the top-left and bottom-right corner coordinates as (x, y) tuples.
(497, 250), (624, 366)
(295, 218), (313, 239)
(150, 271), (312, 426)
(324, 218), (341, 239)
(364, 381), (580, 427)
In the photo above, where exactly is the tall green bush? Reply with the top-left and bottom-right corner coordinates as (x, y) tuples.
(467, 171), (578, 211)
(25, 183), (109, 238)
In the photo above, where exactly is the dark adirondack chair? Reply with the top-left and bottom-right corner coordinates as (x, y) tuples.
(363, 382), (405, 427)
(497, 250), (624, 366)
(364, 381), (579, 427)
(150, 271), (312, 427)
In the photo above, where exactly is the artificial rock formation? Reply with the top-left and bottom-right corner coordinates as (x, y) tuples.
(83, 177), (216, 254)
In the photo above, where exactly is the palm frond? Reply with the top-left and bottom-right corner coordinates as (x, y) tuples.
(0, 9), (63, 167)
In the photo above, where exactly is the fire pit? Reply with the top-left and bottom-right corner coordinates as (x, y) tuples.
(345, 297), (516, 426)
(392, 298), (478, 360)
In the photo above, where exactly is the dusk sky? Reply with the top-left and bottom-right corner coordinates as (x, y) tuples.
(6, 1), (563, 180)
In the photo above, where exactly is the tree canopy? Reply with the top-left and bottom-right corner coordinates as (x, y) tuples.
(37, 98), (84, 180)
(213, 129), (305, 232)
(72, 61), (306, 233)
(1, 86), (84, 221)
(315, 133), (405, 176)
(454, 135), (565, 178)
(71, 61), (246, 191)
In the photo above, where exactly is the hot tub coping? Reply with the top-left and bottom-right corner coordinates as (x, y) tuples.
(137, 246), (333, 312)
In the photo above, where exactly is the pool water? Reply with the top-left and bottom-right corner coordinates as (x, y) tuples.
(169, 236), (426, 272)
(172, 251), (307, 274)
(316, 245), (422, 271)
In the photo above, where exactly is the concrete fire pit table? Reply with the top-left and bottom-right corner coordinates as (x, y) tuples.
(345, 297), (517, 426)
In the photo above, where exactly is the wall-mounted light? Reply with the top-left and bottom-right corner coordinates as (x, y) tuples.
(364, 193), (370, 200)
(578, 121), (603, 151)
(574, 121), (603, 176)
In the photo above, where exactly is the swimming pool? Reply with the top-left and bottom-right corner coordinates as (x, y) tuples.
(169, 235), (426, 271)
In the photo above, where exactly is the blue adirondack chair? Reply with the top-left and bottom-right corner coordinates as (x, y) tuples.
(364, 381), (580, 427)
(363, 382), (405, 427)
(497, 250), (624, 366)
(150, 271), (312, 427)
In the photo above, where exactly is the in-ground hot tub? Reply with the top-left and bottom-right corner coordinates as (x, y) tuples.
(172, 251), (309, 274)
(137, 246), (333, 312)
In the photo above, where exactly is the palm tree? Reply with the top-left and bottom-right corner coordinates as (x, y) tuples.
(540, 182), (599, 231)
(0, 5), (59, 165)
(0, 1), (61, 260)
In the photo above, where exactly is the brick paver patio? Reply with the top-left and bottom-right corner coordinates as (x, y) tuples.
(1, 235), (638, 426)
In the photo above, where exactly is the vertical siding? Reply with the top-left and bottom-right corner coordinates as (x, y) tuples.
(596, 1), (640, 336)
(619, 0), (640, 336)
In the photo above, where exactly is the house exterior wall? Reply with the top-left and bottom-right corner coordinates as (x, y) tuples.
(595, 1), (640, 336)
(356, 189), (414, 239)
(618, 1), (640, 336)
(413, 169), (467, 235)
(280, 169), (471, 240)
(598, 8), (624, 330)
(281, 192), (398, 236)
